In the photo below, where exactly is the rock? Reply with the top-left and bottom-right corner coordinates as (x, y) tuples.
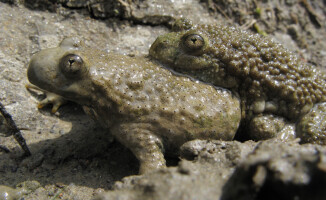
(221, 140), (326, 200)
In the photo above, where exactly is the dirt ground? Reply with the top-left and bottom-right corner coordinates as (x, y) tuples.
(0, 0), (325, 199)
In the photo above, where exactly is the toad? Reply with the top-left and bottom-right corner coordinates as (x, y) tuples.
(27, 37), (241, 174)
(149, 20), (326, 144)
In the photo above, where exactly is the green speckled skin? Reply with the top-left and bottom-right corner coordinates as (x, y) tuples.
(27, 37), (241, 173)
(149, 21), (326, 144)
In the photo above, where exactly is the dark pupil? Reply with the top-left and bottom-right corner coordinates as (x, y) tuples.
(67, 58), (78, 73)
(60, 54), (83, 76)
(184, 34), (204, 51)
(191, 37), (197, 44)
(69, 58), (75, 65)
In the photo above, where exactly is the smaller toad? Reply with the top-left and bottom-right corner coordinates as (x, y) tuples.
(27, 37), (241, 174)
(149, 19), (326, 144)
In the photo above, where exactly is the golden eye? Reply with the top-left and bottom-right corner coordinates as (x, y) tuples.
(60, 54), (84, 77)
(183, 34), (205, 51)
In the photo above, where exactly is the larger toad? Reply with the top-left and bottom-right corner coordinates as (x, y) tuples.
(27, 37), (241, 174)
(149, 20), (326, 144)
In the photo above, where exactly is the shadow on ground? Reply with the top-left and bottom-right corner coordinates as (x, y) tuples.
(0, 104), (139, 190)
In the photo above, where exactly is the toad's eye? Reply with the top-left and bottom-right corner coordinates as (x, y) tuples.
(60, 54), (84, 77)
(182, 34), (205, 51)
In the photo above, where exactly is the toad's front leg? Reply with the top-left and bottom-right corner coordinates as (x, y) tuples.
(111, 123), (166, 174)
(248, 114), (296, 141)
(26, 83), (67, 113)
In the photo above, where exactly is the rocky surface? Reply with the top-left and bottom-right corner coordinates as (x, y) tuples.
(97, 140), (326, 200)
(221, 140), (326, 200)
(0, 0), (325, 199)
(96, 140), (256, 200)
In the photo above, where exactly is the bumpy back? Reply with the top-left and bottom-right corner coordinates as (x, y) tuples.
(202, 24), (326, 118)
(87, 53), (241, 139)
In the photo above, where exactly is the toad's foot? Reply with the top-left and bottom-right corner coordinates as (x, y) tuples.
(248, 114), (296, 141)
(26, 83), (67, 113)
(297, 102), (326, 145)
(0, 185), (24, 200)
